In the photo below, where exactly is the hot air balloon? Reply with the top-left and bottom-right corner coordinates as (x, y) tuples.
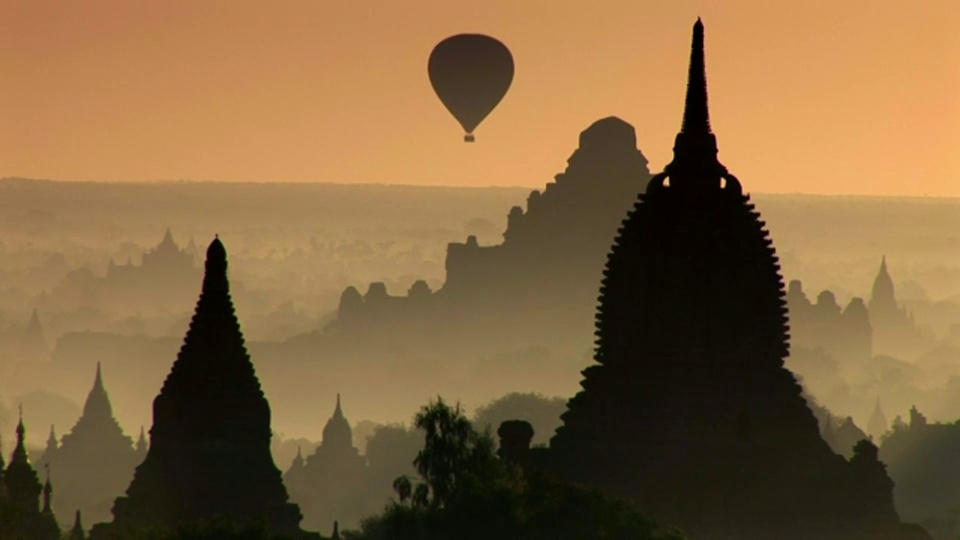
(428, 34), (514, 142)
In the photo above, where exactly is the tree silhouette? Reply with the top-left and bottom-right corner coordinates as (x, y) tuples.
(347, 398), (683, 540)
(411, 397), (496, 508)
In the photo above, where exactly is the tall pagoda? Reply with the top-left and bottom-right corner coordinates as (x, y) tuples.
(547, 19), (925, 540)
(91, 237), (313, 538)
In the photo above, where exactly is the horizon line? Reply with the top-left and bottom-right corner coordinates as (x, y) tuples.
(1, 176), (958, 202)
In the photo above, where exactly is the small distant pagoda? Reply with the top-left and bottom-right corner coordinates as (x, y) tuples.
(91, 237), (315, 538)
(286, 394), (366, 531)
(868, 256), (924, 359)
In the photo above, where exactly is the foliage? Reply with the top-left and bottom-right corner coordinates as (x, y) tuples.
(345, 396), (684, 540)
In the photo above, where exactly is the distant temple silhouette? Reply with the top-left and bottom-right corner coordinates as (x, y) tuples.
(787, 256), (925, 364)
(868, 396), (889, 441)
(0, 411), (62, 539)
(39, 363), (141, 528)
(54, 229), (201, 316)
(285, 395), (367, 532)
(868, 256), (925, 359)
(505, 20), (928, 540)
(787, 281), (873, 362)
(90, 238), (315, 539)
(325, 115), (652, 352)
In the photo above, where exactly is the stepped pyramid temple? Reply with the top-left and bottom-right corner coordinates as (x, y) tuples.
(0, 412), (61, 539)
(326, 115), (652, 353)
(90, 238), (315, 539)
(525, 20), (927, 540)
(40, 363), (141, 528)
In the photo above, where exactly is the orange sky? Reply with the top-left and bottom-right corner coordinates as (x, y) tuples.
(1, 1), (958, 196)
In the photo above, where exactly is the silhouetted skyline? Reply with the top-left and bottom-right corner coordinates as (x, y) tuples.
(0, 11), (957, 539)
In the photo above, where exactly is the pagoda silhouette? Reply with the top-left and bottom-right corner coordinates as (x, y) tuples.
(90, 237), (316, 538)
(0, 411), (61, 539)
(39, 363), (141, 528)
(286, 394), (367, 531)
(540, 20), (928, 540)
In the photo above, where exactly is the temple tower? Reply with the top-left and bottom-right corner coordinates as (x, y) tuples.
(5, 410), (41, 515)
(47, 363), (139, 526)
(92, 237), (311, 538)
(867, 256), (923, 359)
(70, 510), (86, 540)
(547, 19), (917, 540)
(869, 256), (897, 315)
(3, 411), (60, 539)
(287, 395), (367, 531)
(320, 395), (355, 453)
(134, 427), (148, 464)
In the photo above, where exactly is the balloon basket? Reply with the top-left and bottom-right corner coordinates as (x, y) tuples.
(464, 134), (475, 143)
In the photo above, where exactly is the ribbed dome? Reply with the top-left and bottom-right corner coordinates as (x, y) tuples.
(547, 19), (908, 540)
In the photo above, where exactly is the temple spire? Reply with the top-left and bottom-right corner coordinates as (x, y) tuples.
(47, 425), (57, 448)
(70, 510), (85, 540)
(42, 464), (53, 514)
(12, 404), (27, 465)
(94, 362), (103, 390)
(136, 426), (147, 453)
(81, 362), (114, 421)
(663, 18), (728, 189)
(681, 17), (711, 135)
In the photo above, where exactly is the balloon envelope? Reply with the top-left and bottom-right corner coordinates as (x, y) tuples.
(428, 34), (514, 142)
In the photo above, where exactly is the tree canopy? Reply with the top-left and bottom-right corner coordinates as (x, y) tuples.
(345, 397), (684, 540)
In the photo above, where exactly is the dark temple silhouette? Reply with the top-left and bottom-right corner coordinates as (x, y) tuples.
(504, 19), (931, 540)
(90, 237), (316, 539)
(0, 411), (62, 539)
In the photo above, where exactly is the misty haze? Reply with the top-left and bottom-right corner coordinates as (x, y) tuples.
(0, 3), (958, 540)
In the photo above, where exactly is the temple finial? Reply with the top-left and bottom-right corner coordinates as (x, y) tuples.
(203, 236), (229, 292)
(681, 18), (711, 135)
(17, 404), (24, 437)
(72, 510), (84, 537)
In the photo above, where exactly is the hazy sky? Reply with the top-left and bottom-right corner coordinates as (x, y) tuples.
(2, 1), (958, 196)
